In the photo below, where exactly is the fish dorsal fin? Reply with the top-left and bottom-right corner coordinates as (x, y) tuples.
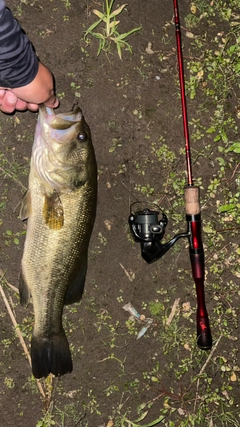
(43, 191), (64, 229)
(20, 190), (32, 220)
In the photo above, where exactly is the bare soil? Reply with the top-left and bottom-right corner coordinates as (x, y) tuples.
(0, 1), (239, 426)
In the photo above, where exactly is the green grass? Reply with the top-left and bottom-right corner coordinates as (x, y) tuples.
(0, 0), (240, 426)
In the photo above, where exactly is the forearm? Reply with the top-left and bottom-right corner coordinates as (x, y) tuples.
(0, 0), (39, 88)
(0, 0), (58, 113)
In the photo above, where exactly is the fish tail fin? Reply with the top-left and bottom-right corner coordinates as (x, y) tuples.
(31, 331), (73, 379)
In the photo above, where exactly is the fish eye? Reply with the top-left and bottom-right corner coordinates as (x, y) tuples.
(78, 132), (87, 142)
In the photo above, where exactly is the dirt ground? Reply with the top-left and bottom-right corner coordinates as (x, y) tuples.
(0, 0), (240, 426)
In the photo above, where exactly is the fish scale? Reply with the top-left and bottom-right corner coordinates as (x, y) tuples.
(19, 106), (97, 378)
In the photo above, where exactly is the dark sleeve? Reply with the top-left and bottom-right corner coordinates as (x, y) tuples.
(0, 0), (39, 88)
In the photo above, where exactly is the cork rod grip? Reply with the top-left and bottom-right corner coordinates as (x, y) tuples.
(184, 186), (201, 215)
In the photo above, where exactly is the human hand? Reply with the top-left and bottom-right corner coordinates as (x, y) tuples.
(0, 89), (59, 113)
(0, 62), (59, 114)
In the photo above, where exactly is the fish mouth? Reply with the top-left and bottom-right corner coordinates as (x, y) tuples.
(39, 106), (83, 130)
(38, 105), (83, 144)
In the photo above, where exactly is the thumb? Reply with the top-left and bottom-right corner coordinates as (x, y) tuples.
(44, 95), (60, 109)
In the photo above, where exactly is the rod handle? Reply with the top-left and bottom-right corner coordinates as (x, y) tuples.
(197, 312), (212, 350)
(185, 186), (200, 215)
(190, 251), (212, 350)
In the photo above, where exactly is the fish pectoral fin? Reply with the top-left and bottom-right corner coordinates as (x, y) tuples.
(43, 191), (64, 230)
(64, 260), (87, 305)
(20, 190), (32, 221)
(19, 270), (31, 306)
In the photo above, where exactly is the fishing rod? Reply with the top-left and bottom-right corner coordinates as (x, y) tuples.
(129, 0), (212, 350)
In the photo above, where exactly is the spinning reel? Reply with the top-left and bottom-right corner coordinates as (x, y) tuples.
(129, 204), (190, 264)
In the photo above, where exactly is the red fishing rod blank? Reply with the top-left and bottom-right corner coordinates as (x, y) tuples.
(173, 0), (212, 349)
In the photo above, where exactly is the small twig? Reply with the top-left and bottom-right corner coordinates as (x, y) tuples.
(43, 374), (55, 410)
(198, 335), (222, 376)
(74, 413), (86, 427)
(166, 298), (180, 326)
(215, 227), (240, 233)
(194, 335), (222, 411)
(119, 263), (135, 282)
(0, 283), (30, 363)
(224, 162), (239, 183)
(0, 166), (27, 190)
(9, 295), (16, 318)
(0, 267), (19, 293)
(0, 280), (46, 400)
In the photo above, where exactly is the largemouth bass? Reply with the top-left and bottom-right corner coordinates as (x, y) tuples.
(19, 106), (97, 379)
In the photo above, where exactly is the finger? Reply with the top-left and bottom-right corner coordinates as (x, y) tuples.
(0, 91), (29, 113)
(44, 95), (60, 109)
(14, 98), (29, 111)
(0, 91), (18, 113)
(0, 91), (33, 113)
(0, 89), (6, 104)
(26, 103), (39, 112)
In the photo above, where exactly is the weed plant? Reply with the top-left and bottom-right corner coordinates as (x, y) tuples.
(85, 0), (141, 59)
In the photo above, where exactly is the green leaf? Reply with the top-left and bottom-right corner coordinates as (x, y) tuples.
(206, 126), (216, 134)
(144, 416), (165, 427)
(234, 62), (240, 73)
(203, 225), (216, 234)
(227, 142), (240, 153)
(218, 203), (237, 213)
(124, 413), (165, 427)
(113, 26), (141, 41)
(97, 37), (106, 55)
(84, 18), (103, 36)
(92, 32), (105, 39)
(133, 411), (149, 423)
(151, 376), (160, 382)
(220, 130), (228, 143)
(228, 44), (236, 53)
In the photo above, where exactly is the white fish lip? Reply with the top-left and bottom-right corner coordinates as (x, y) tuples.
(39, 106), (83, 130)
